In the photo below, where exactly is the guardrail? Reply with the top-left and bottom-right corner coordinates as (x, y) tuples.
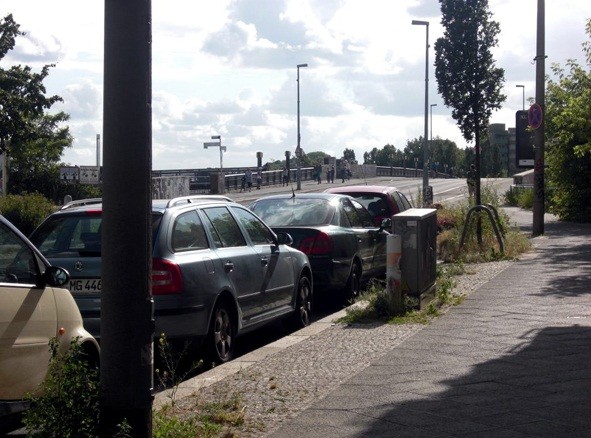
(224, 167), (315, 192)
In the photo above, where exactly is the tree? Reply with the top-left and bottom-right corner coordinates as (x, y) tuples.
(0, 14), (71, 195)
(434, 0), (506, 208)
(342, 148), (356, 164)
(545, 19), (591, 222)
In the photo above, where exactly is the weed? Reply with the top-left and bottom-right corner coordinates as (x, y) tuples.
(155, 333), (203, 407)
(23, 338), (100, 437)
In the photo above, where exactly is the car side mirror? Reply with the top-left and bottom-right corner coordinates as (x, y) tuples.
(42, 266), (70, 288)
(275, 232), (294, 246)
(379, 217), (392, 232)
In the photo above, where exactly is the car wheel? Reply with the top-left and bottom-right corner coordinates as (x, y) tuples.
(344, 262), (361, 300)
(207, 300), (235, 364)
(290, 275), (312, 329)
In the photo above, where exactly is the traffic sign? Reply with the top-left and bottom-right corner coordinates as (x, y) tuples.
(528, 103), (543, 130)
(203, 141), (220, 147)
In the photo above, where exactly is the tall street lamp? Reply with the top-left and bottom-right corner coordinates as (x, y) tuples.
(430, 103), (437, 144)
(516, 84), (525, 110)
(412, 19), (431, 206)
(296, 63), (308, 191)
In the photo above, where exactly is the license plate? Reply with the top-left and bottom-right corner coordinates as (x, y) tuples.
(69, 279), (102, 294)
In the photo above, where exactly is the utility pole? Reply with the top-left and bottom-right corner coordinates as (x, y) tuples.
(532, 0), (545, 236)
(101, 0), (153, 435)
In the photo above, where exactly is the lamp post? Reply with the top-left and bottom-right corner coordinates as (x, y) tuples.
(412, 19), (431, 206)
(296, 63), (308, 191)
(203, 135), (226, 171)
(403, 155), (407, 177)
(516, 84), (525, 111)
(430, 103), (437, 144)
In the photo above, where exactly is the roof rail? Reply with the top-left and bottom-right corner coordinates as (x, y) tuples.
(166, 195), (233, 208)
(60, 198), (103, 210)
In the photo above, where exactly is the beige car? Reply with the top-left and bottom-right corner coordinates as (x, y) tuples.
(0, 214), (99, 424)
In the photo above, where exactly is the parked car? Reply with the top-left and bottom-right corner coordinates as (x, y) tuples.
(29, 196), (312, 364)
(324, 185), (413, 225)
(0, 214), (99, 425)
(249, 193), (391, 299)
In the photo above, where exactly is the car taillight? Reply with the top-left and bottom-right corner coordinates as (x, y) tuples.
(299, 232), (333, 255)
(152, 258), (183, 295)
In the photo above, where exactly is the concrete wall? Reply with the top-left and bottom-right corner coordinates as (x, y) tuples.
(152, 176), (190, 199)
(513, 169), (534, 185)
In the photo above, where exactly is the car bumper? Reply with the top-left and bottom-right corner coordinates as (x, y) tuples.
(308, 256), (350, 291)
(80, 304), (209, 344)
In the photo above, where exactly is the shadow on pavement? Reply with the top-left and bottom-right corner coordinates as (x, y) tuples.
(352, 325), (591, 437)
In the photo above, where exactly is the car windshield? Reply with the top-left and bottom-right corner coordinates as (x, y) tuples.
(252, 198), (334, 226)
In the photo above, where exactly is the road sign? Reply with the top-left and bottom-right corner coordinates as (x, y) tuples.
(516, 110), (534, 167)
(203, 141), (220, 147)
(528, 103), (543, 129)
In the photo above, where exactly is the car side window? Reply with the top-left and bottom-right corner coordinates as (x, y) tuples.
(172, 211), (209, 252)
(0, 223), (38, 285)
(201, 207), (247, 248)
(231, 207), (275, 245)
(342, 198), (363, 228)
(350, 199), (374, 228)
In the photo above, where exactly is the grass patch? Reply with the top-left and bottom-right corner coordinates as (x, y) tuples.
(339, 263), (467, 326)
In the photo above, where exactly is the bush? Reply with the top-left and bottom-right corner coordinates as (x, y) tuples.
(0, 193), (56, 235)
(23, 338), (100, 437)
(436, 184), (531, 262)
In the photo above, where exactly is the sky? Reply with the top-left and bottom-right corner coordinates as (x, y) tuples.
(2, 0), (590, 170)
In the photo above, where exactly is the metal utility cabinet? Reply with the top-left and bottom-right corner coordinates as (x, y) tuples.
(392, 208), (437, 308)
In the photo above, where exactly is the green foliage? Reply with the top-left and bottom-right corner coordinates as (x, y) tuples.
(342, 148), (356, 164)
(154, 392), (247, 438)
(23, 338), (99, 437)
(155, 333), (203, 407)
(435, 0), (506, 145)
(153, 409), (199, 438)
(0, 14), (72, 195)
(545, 18), (591, 222)
(436, 188), (532, 263)
(0, 193), (56, 235)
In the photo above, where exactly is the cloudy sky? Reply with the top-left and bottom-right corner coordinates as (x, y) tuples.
(2, 0), (589, 170)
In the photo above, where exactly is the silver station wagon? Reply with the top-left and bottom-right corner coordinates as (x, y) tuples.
(29, 196), (313, 363)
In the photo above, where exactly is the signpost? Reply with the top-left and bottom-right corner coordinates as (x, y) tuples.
(203, 136), (226, 171)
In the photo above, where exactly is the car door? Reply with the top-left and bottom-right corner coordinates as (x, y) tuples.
(340, 198), (374, 276)
(0, 222), (57, 400)
(230, 206), (295, 311)
(351, 199), (389, 276)
(200, 206), (264, 324)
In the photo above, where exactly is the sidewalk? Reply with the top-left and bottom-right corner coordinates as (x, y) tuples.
(267, 217), (591, 437)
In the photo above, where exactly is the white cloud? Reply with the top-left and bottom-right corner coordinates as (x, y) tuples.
(2, 0), (590, 170)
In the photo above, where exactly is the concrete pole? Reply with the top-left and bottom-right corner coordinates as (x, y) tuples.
(100, 0), (153, 435)
(532, 0), (545, 236)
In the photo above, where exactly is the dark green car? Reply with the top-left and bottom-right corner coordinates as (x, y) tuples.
(249, 193), (391, 300)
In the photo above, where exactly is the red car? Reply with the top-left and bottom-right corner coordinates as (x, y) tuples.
(324, 185), (413, 225)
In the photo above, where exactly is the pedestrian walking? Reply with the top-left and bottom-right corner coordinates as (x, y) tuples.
(256, 167), (262, 189)
(245, 168), (253, 192)
(329, 165), (335, 183)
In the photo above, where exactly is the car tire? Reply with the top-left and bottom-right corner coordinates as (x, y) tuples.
(289, 275), (312, 329)
(207, 300), (235, 365)
(344, 262), (361, 300)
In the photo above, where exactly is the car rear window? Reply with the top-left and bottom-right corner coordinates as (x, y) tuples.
(251, 198), (334, 226)
(31, 212), (164, 257)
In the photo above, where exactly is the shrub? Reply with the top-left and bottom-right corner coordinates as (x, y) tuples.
(0, 193), (56, 235)
(23, 338), (100, 437)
